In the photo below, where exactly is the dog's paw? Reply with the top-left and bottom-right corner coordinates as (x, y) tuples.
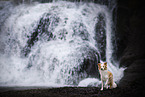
(113, 82), (117, 88)
(101, 88), (103, 91)
(105, 85), (108, 89)
(104, 84), (108, 89)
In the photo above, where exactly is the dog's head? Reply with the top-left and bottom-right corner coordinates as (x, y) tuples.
(98, 62), (107, 71)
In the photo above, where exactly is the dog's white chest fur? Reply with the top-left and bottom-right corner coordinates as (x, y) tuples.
(99, 70), (108, 81)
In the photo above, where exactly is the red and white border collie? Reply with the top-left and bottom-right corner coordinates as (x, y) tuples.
(98, 62), (117, 90)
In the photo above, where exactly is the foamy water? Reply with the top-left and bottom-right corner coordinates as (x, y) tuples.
(0, 1), (124, 87)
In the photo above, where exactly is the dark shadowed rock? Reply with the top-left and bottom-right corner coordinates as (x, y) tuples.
(115, 0), (145, 67)
(95, 13), (106, 61)
(116, 0), (145, 95)
(119, 60), (145, 87)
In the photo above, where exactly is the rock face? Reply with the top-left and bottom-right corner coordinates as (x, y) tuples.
(116, 0), (145, 67)
(95, 13), (106, 61)
(116, 0), (145, 91)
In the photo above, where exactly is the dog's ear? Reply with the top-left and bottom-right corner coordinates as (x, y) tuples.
(98, 63), (101, 69)
(104, 62), (107, 66)
(98, 63), (101, 66)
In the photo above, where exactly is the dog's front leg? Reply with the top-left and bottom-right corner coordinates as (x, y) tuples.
(101, 79), (104, 91)
(105, 79), (108, 89)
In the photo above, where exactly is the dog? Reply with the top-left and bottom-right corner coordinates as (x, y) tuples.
(98, 62), (117, 90)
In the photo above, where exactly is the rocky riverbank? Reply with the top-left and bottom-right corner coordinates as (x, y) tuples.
(0, 84), (144, 97)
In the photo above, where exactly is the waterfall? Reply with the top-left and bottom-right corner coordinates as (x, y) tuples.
(0, 0), (124, 87)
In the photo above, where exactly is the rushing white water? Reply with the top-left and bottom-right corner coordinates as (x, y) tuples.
(0, 1), (124, 87)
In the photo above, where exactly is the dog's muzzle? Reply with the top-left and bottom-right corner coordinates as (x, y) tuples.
(101, 68), (104, 70)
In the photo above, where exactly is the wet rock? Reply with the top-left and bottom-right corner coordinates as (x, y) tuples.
(115, 0), (145, 66)
(95, 13), (106, 61)
(115, 0), (145, 96)
(21, 13), (59, 57)
(79, 49), (100, 79)
(119, 60), (145, 88)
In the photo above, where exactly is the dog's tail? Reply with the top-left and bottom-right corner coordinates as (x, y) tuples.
(112, 82), (117, 88)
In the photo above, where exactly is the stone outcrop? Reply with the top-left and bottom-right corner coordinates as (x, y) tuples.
(116, 0), (145, 91)
(115, 0), (145, 67)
